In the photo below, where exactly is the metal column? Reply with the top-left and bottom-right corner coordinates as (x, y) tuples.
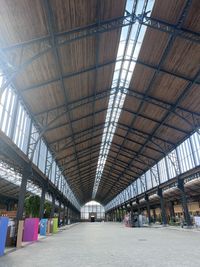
(63, 205), (66, 225)
(113, 209), (116, 222)
(153, 208), (157, 223)
(157, 188), (167, 225)
(39, 185), (46, 219)
(50, 194), (55, 218)
(122, 207), (125, 220)
(115, 208), (117, 222)
(178, 179), (192, 226)
(66, 205), (69, 224)
(168, 201), (175, 222)
(145, 194), (151, 225)
(16, 166), (31, 221)
(111, 210), (114, 221)
(130, 204), (134, 227)
(58, 201), (61, 226)
(68, 208), (71, 224)
(117, 209), (120, 221)
(136, 198), (141, 215)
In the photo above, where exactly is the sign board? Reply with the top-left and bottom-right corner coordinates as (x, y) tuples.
(53, 218), (58, 233)
(194, 216), (200, 227)
(23, 218), (39, 242)
(40, 219), (48, 236)
(0, 217), (9, 256)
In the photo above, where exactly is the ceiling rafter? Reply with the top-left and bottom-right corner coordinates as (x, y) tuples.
(100, 0), (197, 203)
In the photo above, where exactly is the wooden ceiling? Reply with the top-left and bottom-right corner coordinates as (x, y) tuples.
(0, 0), (199, 205)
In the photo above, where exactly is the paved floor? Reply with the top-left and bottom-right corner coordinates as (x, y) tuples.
(1, 222), (200, 267)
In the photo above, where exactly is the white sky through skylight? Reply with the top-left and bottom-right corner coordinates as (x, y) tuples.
(92, 0), (155, 199)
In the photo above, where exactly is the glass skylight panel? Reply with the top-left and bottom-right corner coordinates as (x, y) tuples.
(92, 0), (155, 198)
(0, 161), (41, 196)
(0, 160), (81, 210)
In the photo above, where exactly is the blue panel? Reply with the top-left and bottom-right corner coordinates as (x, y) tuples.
(0, 217), (9, 256)
(40, 219), (48, 236)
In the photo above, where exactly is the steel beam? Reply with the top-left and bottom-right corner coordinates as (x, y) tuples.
(57, 128), (164, 156)
(51, 119), (175, 152)
(44, 104), (189, 136)
(16, 166), (31, 221)
(57, 139), (157, 164)
(39, 185), (46, 219)
(50, 194), (56, 218)
(2, 11), (199, 53)
(177, 179), (192, 226)
(34, 86), (200, 123)
(145, 194), (151, 224)
(157, 188), (167, 225)
(168, 201), (175, 222)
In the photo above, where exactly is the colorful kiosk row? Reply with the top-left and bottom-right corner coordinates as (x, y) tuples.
(0, 217), (58, 256)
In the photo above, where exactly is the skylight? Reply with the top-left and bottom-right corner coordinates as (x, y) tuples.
(92, 0), (155, 199)
(0, 161), (42, 196)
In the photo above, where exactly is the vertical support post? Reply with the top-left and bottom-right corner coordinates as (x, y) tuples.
(68, 208), (70, 224)
(122, 206), (125, 221)
(63, 205), (66, 225)
(70, 209), (73, 223)
(58, 201), (61, 227)
(136, 198), (140, 215)
(39, 185), (46, 219)
(122, 207), (125, 220)
(116, 208), (119, 222)
(177, 179), (192, 226)
(169, 201), (175, 222)
(157, 188), (167, 225)
(117, 209), (119, 221)
(118, 210), (120, 222)
(16, 166), (31, 221)
(130, 204), (133, 227)
(153, 208), (156, 223)
(136, 198), (141, 227)
(119, 207), (122, 221)
(50, 194), (55, 218)
(66, 205), (69, 224)
(145, 194), (151, 225)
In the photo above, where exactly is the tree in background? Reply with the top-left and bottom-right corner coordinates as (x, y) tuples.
(25, 195), (53, 218)
(44, 202), (52, 218)
(25, 195), (40, 217)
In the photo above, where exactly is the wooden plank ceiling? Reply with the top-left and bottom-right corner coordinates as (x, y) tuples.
(0, 0), (199, 205)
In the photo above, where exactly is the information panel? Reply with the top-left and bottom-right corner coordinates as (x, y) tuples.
(40, 219), (48, 236)
(0, 217), (9, 256)
(53, 218), (58, 233)
(23, 218), (39, 242)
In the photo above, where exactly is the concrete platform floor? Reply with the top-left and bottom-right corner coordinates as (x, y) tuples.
(1, 222), (200, 267)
